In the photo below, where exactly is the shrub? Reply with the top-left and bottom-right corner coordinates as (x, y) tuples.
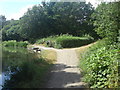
(92, 2), (119, 42)
(2, 40), (29, 48)
(56, 36), (94, 48)
(36, 34), (94, 48)
(80, 40), (119, 88)
(17, 41), (29, 48)
(36, 35), (57, 47)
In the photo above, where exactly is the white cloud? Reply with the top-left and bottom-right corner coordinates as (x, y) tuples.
(86, 0), (101, 7)
(8, 5), (34, 20)
(86, 0), (119, 8)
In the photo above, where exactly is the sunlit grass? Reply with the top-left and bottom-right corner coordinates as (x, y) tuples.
(41, 49), (57, 63)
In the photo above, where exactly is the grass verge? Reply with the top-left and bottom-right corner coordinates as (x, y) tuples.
(40, 49), (57, 63)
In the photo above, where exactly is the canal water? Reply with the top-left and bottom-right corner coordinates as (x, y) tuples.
(0, 47), (40, 89)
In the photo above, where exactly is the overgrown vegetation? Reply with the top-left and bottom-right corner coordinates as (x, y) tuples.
(2, 47), (53, 88)
(80, 2), (119, 88)
(0, 1), (119, 88)
(2, 40), (29, 48)
(1, 2), (99, 42)
(3, 58), (52, 88)
(80, 39), (119, 88)
(36, 34), (94, 48)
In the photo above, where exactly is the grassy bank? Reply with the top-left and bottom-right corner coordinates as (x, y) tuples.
(2, 47), (54, 88)
(2, 40), (29, 48)
(79, 39), (119, 88)
(36, 34), (94, 49)
(3, 58), (53, 88)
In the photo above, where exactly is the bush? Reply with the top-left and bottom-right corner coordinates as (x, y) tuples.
(92, 2), (119, 42)
(36, 34), (94, 48)
(36, 36), (56, 44)
(2, 40), (29, 48)
(56, 36), (94, 48)
(80, 40), (119, 88)
(36, 35), (57, 47)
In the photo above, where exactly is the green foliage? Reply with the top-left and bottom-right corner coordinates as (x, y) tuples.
(80, 2), (120, 88)
(3, 58), (52, 88)
(2, 40), (29, 48)
(36, 35), (57, 44)
(19, 2), (96, 40)
(2, 2), (98, 42)
(56, 35), (94, 48)
(0, 15), (6, 29)
(2, 47), (53, 88)
(80, 40), (119, 88)
(91, 2), (119, 42)
(36, 35), (58, 48)
(36, 34), (94, 48)
(1, 20), (22, 41)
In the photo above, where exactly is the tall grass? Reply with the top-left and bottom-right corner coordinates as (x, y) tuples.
(3, 58), (53, 88)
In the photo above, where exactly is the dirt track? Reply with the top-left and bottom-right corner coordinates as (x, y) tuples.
(46, 49), (85, 88)
(30, 44), (93, 88)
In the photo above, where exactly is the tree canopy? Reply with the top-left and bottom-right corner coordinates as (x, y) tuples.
(1, 2), (99, 42)
(91, 2), (119, 42)
(0, 15), (6, 29)
(19, 2), (96, 41)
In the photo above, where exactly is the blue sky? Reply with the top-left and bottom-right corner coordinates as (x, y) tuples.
(0, 0), (42, 20)
(0, 0), (101, 20)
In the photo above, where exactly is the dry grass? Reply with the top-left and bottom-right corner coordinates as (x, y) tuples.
(41, 49), (57, 63)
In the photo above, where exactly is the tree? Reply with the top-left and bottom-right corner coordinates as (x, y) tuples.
(91, 2), (119, 42)
(1, 20), (22, 41)
(19, 5), (51, 41)
(19, 2), (96, 41)
(46, 2), (95, 36)
(0, 15), (6, 29)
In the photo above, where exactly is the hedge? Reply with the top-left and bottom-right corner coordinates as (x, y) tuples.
(56, 37), (94, 48)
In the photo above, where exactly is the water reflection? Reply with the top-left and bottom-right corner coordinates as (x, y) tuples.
(1, 47), (41, 89)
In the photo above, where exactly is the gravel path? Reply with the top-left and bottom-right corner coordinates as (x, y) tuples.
(46, 49), (86, 88)
(30, 44), (93, 88)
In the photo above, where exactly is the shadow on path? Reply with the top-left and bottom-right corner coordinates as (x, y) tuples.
(44, 64), (86, 88)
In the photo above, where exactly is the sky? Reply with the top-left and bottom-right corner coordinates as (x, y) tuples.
(0, 0), (42, 20)
(0, 0), (115, 20)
